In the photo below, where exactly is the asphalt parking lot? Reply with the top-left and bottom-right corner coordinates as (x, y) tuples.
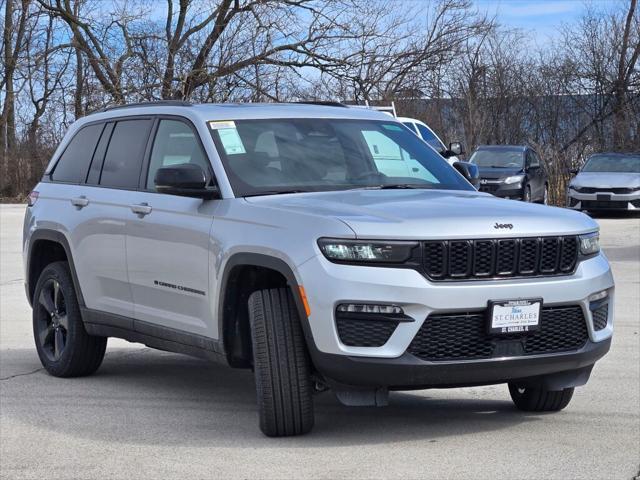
(1, 204), (638, 480)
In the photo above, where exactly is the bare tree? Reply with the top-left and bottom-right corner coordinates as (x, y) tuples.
(1, 0), (31, 153)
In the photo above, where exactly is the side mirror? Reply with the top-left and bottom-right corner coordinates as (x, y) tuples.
(453, 161), (480, 189)
(154, 164), (219, 199)
(569, 168), (579, 175)
(449, 142), (464, 156)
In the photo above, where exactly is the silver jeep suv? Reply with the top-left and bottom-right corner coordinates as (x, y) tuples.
(23, 101), (614, 436)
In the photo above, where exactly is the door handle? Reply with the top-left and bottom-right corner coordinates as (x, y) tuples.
(130, 203), (152, 216)
(71, 196), (89, 209)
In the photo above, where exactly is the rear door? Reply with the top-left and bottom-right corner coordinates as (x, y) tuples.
(125, 117), (218, 338)
(73, 117), (154, 318)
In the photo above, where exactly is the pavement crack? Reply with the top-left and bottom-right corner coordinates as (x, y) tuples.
(0, 367), (44, 381)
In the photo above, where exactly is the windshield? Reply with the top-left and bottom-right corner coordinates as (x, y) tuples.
(470, 149), (524, 169)
(582, 154), (640, 173)
(209, 118), (473, 196)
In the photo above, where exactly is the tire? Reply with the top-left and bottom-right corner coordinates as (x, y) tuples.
(248, 288), (314, 437)
(523, 185), (532, 202)
(33, 261), (107, 377)
(508, 383), (574, 412)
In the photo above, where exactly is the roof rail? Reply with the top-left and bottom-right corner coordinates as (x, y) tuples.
(96, 100), (192, 113)
(294, 101), (348, 108)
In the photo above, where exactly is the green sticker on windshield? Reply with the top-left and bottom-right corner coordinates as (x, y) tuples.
(382, 124), (403, 131)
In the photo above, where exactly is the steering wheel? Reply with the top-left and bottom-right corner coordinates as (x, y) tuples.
(505, 162), (520, 168)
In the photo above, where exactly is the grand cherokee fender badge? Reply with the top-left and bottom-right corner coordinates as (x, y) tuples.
(494, 222), (513, 229)
(154, 280), (205, 296)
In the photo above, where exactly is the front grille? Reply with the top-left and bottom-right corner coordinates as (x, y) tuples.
(407, 305), (588, 361)
(336, 317), (398, 347)
(422, 236), (578, 281)
(575, 187), (636, 194)
(592, 304), (608, 331)
(581, 200), (628, 209)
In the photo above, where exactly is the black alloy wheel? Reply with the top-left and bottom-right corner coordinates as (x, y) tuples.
(35, 278), (69, 362)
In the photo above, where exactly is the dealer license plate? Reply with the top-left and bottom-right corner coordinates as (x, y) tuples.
(488, 299), (542, 335)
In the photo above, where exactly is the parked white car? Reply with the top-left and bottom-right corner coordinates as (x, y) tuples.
(397, 117), (462, 165)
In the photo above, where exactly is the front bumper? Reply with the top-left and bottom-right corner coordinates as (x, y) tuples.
(312, 338), (610, 389)
(296, 252), (614, 388)
(567, 189), (640, 210)
(479, 182), (523, 199)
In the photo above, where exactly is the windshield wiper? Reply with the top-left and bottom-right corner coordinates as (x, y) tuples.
(243, 189), (309, 198)
(374, 184), (430, 189)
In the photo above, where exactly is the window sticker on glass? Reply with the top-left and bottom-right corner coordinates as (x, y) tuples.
(209, 120), (246, 155)
(382, 124), (403, 132)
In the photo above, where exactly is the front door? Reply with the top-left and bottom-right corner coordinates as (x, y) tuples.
(125, 118), (218, 337)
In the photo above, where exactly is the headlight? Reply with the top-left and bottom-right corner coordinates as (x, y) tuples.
(579, 232), (600, 256)
(503, 175), (524, 185)
(318, 238), (418, 263)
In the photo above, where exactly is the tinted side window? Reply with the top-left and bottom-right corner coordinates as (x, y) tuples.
(100, 119), (152, 189)
(402, 122), (418, 134)
(531, 151), (541, 168)
(86, 122), (114, 185)
(146, 120), (210, 189)
(51, 124), (103, 183)
(526, 151), (540, 168)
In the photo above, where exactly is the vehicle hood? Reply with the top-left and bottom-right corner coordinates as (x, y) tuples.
(570, 172), (640, 189)
(244, 189), (597, 239)
(477, 167), (523, 180)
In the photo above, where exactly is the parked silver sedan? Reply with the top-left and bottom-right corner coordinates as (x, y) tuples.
(567, 153), (640, 212)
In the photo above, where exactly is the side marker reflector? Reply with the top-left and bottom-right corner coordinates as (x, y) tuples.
(298, 286), (311, 318)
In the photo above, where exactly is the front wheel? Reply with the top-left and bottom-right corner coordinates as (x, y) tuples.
(523, 185), (532, 202)
(248, 288), (314, 437)
(508, 383), (574, 412)
(541, 185), (549, 205)
(33, 261), (107, 377)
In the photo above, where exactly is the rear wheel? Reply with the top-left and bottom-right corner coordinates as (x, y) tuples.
(508, 383), (574, 412)
(248, 288), (314, 437)
(33, 261), (107, 377)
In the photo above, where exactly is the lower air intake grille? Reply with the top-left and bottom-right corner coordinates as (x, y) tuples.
(581, 200), (628, 209)
(592, 304), (608, 331)
(336, 317), (398, 347)
(408, 305), (588, 361)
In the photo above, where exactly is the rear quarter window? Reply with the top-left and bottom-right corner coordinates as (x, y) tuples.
(50, 124), (104, 183)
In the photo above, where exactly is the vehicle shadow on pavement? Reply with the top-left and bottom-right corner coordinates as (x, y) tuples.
(0, 347), (539, 446)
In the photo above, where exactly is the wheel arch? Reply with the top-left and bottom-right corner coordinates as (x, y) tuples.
(218, 253), (310, 368)
(27, 230), (84, 308)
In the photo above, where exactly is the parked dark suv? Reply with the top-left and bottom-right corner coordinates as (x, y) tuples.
(470, 145), (548, 203)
